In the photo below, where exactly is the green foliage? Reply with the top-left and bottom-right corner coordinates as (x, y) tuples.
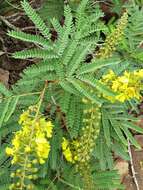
(119, 4), (143, 64)
(125, 4), (143, 50)
(39, 0), (64, 21)
(21, 0), (51, 39)
(0, 0), (143, 189)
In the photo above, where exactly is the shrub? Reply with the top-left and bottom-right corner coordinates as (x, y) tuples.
(0, 0), (143, 189)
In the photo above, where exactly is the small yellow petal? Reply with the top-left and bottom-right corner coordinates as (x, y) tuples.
(5, 147), (13, 156)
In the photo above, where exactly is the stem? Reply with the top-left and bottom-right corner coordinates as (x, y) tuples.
(0, 91), (41, 101)
(47, 175), (57, 190)
(128, 140), (140, 190)
(35, 81), (48, 118)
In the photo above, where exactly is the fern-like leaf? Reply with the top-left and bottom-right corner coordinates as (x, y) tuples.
(21, 0), (51, 39)
(8, 30), (53, 49)
(13, 48), (58, 59)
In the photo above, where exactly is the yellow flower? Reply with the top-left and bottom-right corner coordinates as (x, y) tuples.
(115, 93), (126, 102)
(6, 147), (13, 156)
(101, 69), (143, 103)
(102, 69), (116, 82)
(25, 146), (31, 153)
(62, 138), (69, 150)
(36, 137), (50, 159)
(11, 156), (18, 164)
(63, 148), (74, 163)
(118, 71), (130, 84)
(39, 118), (53, 138)
(134, 69), (143, 77)
(12, 136), (20, 149)
(39, 159), (45, 165)
(62, 138), (75, 163)
(18, 110), (29, 124)
(126, 87), (137, 98)
(45, 121), (53, 138)
(112, 80), (120, 92)
(7, 105), (54, 189)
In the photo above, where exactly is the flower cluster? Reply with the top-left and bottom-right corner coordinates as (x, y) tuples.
(96, 11), (128, 58)
(62, 138), (80, 163)
(75, 100), (101, 164)
(101, 69), (143, 102)
(6, 106), (53, 190)
(77, 100), (101, 190)
(62, 102), (101, 164)
(62, 99), (101, 190)
(62, 138), (75, 163)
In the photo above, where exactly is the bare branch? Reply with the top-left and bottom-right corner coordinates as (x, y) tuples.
(128, 140), (140, 190)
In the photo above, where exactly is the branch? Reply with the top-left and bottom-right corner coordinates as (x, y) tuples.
(128, 140), (140, 190)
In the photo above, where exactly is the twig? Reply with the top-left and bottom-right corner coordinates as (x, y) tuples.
(0, 16), (18, 30)
(0, 36), (7, 54)
(51, 95), (57, 105)
(47, 175), (58, 190)
(0, 91), (41, 101)
(128, 140), (140, 190)
(4, 0), (22, 11)
(21, 26), (36, 31)
(4, 12), (24, 19)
